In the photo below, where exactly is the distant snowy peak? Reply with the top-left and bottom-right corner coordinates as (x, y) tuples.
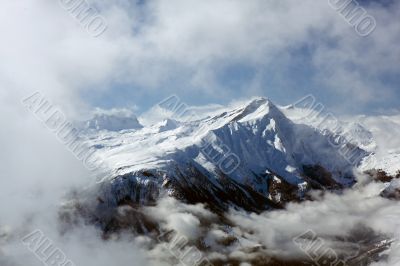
(85, 109), (143, 132)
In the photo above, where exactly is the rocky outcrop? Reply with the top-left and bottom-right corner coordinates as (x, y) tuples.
(302, 164), (344, 190)
(364, 169), (398, 183)
(362, 169), (400, 200)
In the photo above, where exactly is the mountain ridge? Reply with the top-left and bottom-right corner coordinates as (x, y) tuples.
(79, 97), (372, 212)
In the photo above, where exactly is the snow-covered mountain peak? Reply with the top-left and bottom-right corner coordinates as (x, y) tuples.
(229, 97), (284, 123)
(201, 97), (287, 130)
(84, 109), (143, 132)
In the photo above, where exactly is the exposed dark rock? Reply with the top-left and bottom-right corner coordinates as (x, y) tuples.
(302, 165), (343, 190)
(381, 185), (400, 200)
(166, 165), (281, 213)
(267, 174), (302, 205)
(364, 169), (397, 183)
(61, 163), (356, 235)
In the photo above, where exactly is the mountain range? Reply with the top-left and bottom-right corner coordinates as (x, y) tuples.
(73, 97), (399, 214)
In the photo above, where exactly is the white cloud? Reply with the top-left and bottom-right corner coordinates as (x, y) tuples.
(2, 0), (399, 109)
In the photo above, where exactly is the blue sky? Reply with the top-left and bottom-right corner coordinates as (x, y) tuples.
(1, 0), (398, 118)
(76, 0), (399, 116)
